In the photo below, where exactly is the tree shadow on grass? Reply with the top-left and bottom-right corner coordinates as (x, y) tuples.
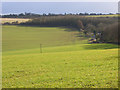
(83, 43), (118, 50)
(17, 24), (79, 32)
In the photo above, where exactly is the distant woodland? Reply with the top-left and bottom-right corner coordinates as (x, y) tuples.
(1, 12), (118, 18)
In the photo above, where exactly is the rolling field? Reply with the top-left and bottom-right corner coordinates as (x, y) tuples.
(2, 25), (118, 88)
(2, 25), (87, 51)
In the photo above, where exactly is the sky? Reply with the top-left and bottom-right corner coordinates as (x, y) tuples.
(1, 0), (119, 15)
(2, 2), (118, 14)
(1, 0), (119, 2)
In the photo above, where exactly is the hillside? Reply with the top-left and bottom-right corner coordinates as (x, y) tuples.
(2, 25), (118, 88)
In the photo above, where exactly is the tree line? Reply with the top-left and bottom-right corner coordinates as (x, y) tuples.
(1, 12), (118, 18)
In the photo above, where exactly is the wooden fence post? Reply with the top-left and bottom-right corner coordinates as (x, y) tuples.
(40, 44), (42, 53)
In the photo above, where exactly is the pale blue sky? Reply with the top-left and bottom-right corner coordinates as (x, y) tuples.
(2, 2), (118, 14)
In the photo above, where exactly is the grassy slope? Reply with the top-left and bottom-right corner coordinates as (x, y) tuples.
(2, 25), (118, 88)
(2, 25), (87, 51)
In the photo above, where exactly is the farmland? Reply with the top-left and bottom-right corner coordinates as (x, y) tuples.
(1, 18), (30, 24)
(86, 14), (120, 17)
(2, 25), (118, 88)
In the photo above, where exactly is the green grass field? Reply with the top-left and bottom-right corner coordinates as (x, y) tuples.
(2, 25), (87, 51)
(2, 25), (118, 88)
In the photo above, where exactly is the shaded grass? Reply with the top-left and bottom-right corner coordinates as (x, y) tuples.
(84, 43), (118, 50)
(3, 43), (118, 56)
(2, 25), (87, 51)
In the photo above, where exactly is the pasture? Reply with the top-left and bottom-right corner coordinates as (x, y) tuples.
(2, 25), (87, 51)
(2, 25), (118, 88)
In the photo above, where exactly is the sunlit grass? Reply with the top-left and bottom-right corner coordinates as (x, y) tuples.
(2, 44), (118, 88)
(2, 25), (118, 88)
